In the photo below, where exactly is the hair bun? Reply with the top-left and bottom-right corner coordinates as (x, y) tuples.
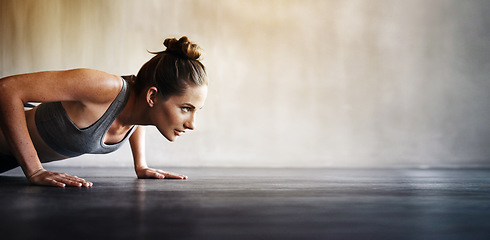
(164, 36), (201, 60)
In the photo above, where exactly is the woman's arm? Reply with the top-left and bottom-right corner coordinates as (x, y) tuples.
(129, 126), (187, 179)
(0, 82), (43, 180)
(0, 69), (120, 187)
(130, 126), (148, 172)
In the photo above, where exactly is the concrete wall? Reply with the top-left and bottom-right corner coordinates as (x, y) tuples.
(1, 0), (490, 168)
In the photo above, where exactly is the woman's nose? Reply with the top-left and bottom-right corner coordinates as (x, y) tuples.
(184, 115), (195, 130)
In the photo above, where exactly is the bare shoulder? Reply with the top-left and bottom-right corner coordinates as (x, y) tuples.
(67, 68), (123, 104)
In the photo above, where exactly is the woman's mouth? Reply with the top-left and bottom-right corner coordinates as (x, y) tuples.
(174, 130), (185, 136)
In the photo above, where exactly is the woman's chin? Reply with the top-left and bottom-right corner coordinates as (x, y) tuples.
(167, 136), (177, 142)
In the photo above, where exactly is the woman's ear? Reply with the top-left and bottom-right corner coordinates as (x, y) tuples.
(146, 87), (159, 107)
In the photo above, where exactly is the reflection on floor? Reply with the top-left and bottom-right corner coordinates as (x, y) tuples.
(1, 167), (490, 240)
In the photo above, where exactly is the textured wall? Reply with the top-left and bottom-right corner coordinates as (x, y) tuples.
(1, 0), (490, 168)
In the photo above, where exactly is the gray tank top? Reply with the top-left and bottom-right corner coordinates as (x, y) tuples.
(35, 76), (136, 157)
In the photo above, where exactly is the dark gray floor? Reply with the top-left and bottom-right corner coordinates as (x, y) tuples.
(1, 166), (490, 240)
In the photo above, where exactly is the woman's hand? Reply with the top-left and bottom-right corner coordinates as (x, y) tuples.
(136, 167), (188, 180)
(28, 169), (93, 187)
(129, 127), (187, 180)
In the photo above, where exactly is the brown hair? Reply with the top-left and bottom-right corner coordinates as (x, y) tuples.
(134, 36), (207, 99)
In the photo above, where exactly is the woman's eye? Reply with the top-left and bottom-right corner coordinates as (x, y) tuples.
(181, 107), (191, 113)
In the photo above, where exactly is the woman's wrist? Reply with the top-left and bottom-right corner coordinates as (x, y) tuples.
(134, 160), (148, 171)
(27, 168), (45, 180)
(134, 164), (149, 173)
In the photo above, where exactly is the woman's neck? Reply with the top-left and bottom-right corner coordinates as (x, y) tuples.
(117, 90), (152, 126)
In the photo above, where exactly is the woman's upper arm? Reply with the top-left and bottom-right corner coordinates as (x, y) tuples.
(0, 68), (121, 104)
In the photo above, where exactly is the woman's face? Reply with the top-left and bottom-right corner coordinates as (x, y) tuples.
(151, 84), (208, 142)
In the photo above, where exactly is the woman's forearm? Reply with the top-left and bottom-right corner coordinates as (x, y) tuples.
(129, 126), (148, 171)
(0, 76), (44, 178)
